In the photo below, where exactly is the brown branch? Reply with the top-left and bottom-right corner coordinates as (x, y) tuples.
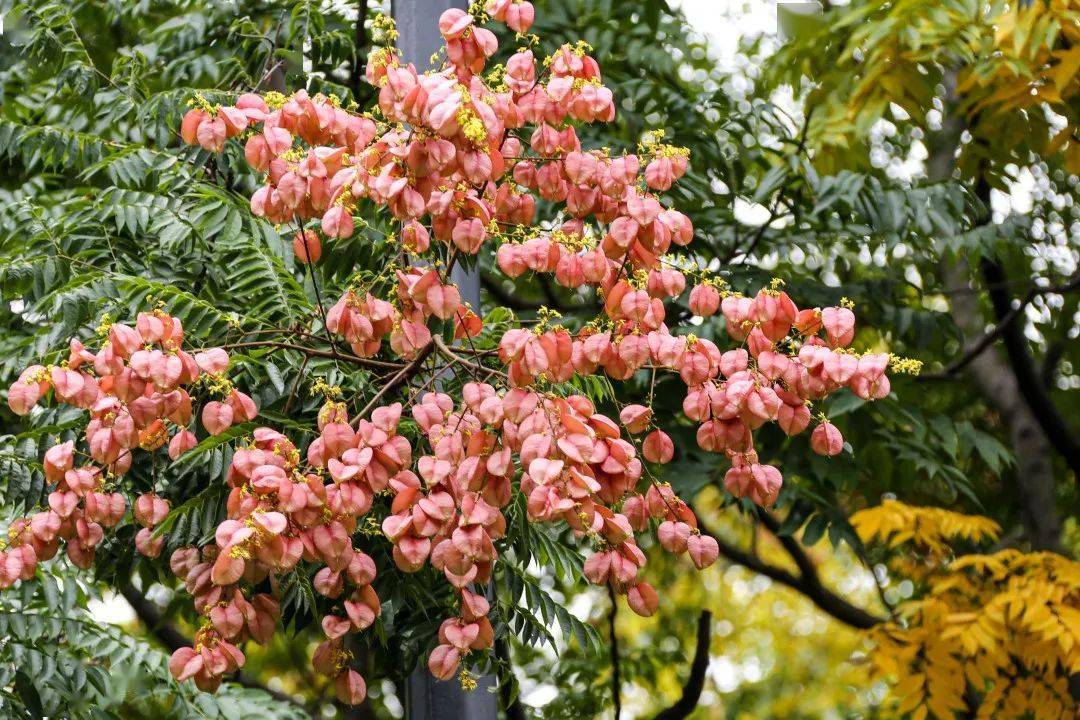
(351, 341), (434, 427)
(754, 509), (896, 620)
(980, 260), (1080, 480)
(691, 509), (884, 630)
(919, 272), (1080, 380)
(119, 583), (189, 653)
(119, 583), (317, 718)
(652, 610), (712, 720)
(219, 340), (404, 371)
(432, 335), (508, 379)
(607, 584), (622, 720)
(1041, 341), (1065, 389)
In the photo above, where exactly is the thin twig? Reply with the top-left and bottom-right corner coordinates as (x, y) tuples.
(919, 272), (1080, 380)
(217, 340), (402, 370)
(351, 342), (435, 426)
(607, 583), (622, 720)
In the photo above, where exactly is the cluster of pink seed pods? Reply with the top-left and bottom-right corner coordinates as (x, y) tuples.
(2, 310), (253, 586)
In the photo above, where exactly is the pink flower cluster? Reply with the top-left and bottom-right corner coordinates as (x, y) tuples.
(0, 0), (902, 707)
(394, 383), (716, 678)
(164, 416), (395, 700)
(2, 311), (252, 585)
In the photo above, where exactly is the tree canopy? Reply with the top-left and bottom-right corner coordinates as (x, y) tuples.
(0, 0), (1077, 719)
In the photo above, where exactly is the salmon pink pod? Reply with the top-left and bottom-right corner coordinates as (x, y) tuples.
(401, 220), (431, 253)
(180, 109), (208, 145)
(428, 644), (461, 681)
(321, 206), (355, 239)
(627, 581), (659, 616)
(687, 533), (719, 569)
(821, 306), (856, 347)
(658, 520), (691, 554)
(487, 0), (535, 32)
(851, 353), (891, 400)
(196, 116), (227, 152)
(689, 284), (720, 317)
(202, 401), (234, 436)
(619, 404), (652, 434)
(645, 157), (676, 191)
(7, 366), (49, 415)
(293, 230), (322, 263)
(135, 527), (164, 557)
(438, 8), (472, 38)
(169, 647), (204, 682)
(811, 422), (844, 456)
(335, 669), (367, 705)
(777, 401), (811, 436)
(724, 461), (782, 506)
(643, 429), (674, 464)
(647, 268), (686, 299)
(134, 493), (170, 528)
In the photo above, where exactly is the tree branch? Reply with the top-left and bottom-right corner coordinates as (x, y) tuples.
(691, 510), (884, 630)
(980, 260), (1080, 480)
(652, 610), (712, 720)
(351, 341), (434, 427)
(927, 73), (1063, 550)
(607, 584), (622, 720)
(218, 340), (404, 371)
(919, 273), (1080, 380)
(119, 583), (189, 653)
(495, 636), (527, 720)
(1041, 341), (1065, 389)
(119, 583), (317, 718)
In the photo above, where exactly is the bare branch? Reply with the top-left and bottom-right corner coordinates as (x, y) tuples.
(919, 272), (1080, 381)
(351, 342), (435, 426)
(691, 508), (884, 630)
(652, 610), (712, 720)
(119, 583), (317, 718)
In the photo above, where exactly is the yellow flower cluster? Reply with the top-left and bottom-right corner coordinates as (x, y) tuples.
(455, 106), (488, 146)
(371, 13), (399, 43)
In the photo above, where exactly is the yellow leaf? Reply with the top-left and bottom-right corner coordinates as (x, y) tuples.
(1066, 141), (1080, 173)
(1049, 45), (1080, 92)
(1046, 126), (1073, 155)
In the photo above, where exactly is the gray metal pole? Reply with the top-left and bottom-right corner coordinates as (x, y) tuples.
(389, 0), (483, 311)
(391, 1), (494, 718)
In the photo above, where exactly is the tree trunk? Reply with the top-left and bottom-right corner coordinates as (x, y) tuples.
(940, 258), (1063, 551)
(929, 71), (1063, 552)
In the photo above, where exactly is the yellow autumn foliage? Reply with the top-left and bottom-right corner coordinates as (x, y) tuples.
(775, 0), (1080, 175)
(852, 501), (1080, 719)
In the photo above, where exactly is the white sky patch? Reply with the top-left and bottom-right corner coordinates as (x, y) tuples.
(673, 0), (779, 69)
(88, 591), (136, 625)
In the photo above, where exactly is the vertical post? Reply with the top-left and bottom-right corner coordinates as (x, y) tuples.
(391, 0), (482, 313)
(391, 1), (494, 718)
